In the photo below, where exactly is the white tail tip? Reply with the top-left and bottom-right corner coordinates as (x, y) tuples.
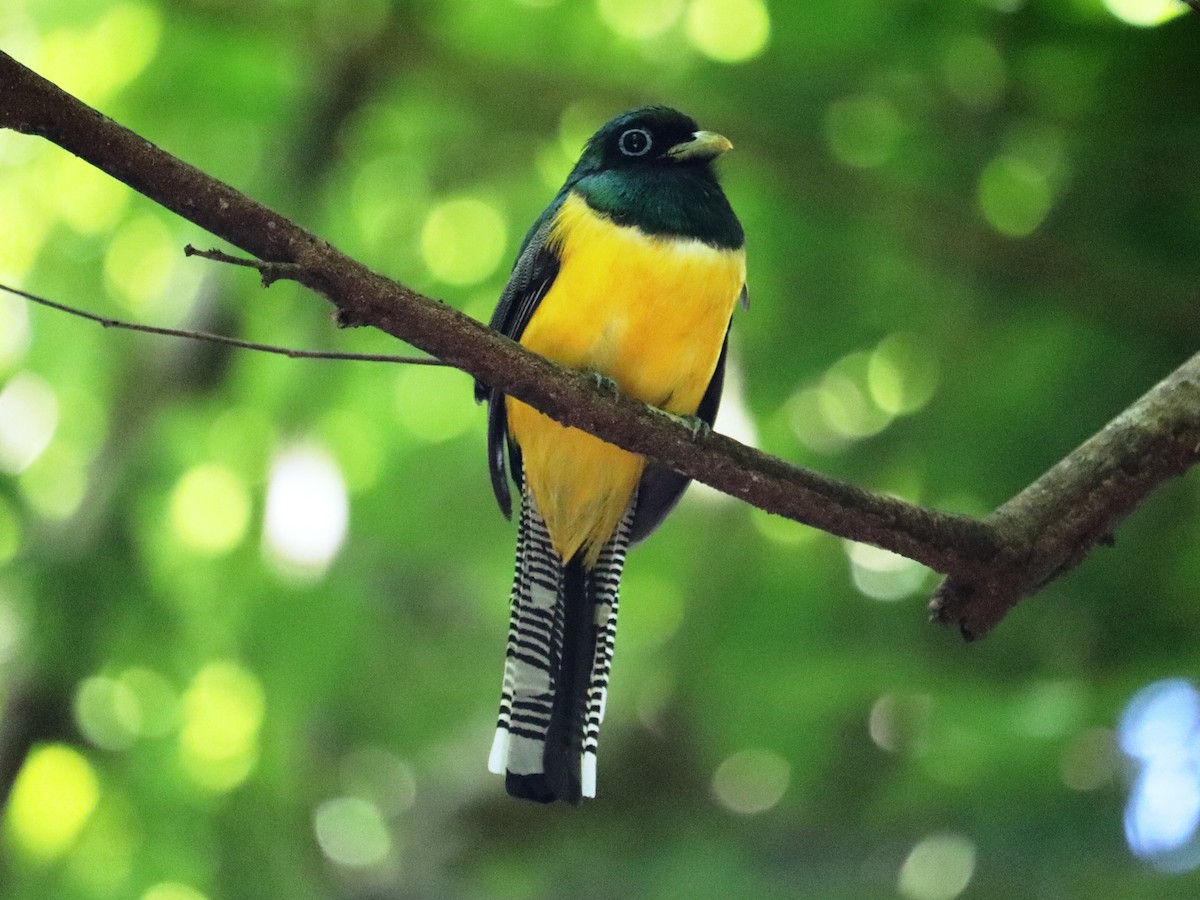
(487, 728), (510, 775)
(581, 752), (597, 798)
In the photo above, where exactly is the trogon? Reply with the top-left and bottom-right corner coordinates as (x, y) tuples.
(476, 106), (746, 803)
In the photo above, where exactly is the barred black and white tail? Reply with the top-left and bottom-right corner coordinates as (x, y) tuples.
(488, 486), (634, 803)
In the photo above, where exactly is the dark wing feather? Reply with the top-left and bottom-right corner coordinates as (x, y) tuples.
(629, 330), (730, 543)
(478, 195), (565, 518)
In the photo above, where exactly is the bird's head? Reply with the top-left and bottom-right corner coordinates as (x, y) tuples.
(569, 106), (733, 181)
(560, 106), (742, 247)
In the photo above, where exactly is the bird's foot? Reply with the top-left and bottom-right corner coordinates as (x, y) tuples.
(586, 371), (621, 395)
(659, 410), (710, 439)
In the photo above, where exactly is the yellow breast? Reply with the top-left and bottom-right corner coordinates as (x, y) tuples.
(507, 191), (745, 565)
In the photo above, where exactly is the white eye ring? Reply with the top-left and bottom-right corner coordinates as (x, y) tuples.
(618, 127), (652, 157)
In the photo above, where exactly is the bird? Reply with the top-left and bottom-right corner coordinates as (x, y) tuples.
(476, 106), (746, 804)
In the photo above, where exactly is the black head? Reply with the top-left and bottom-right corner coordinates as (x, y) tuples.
(560, 106), (743, 248)
(569, 106), (732, 180)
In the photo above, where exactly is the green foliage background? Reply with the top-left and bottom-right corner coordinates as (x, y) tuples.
(1, 0), (1199, 897)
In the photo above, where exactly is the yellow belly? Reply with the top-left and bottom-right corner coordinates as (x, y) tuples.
(507, 191), (745, 566)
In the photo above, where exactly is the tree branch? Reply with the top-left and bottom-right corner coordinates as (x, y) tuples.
(931, 352), (1200, 637)
(0, 281), (447, 366)
(2, 49), (1197, 639)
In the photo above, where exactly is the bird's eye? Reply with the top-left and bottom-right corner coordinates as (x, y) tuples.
(618, 127), (652, 157)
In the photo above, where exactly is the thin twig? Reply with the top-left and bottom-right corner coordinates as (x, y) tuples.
(0, 282), (449, 366)
(184, 244), (308, 287)
(1185, 0), (1200, 13)
(183, 244), (263, 269)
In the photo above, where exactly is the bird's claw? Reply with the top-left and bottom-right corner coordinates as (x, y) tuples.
(661, 411), (710, 439)
(587, 371), (620, 395)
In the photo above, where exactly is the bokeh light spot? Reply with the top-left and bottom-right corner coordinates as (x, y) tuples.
(977, 155), (1053, 237)
(340, 746), (417, 817)
(685, 0), (770, 64)
(19, 442), (89, 521)
(819, 352), (894, 440)
(597, 0), (683, 40)
(845, 540), (928, 601)
(53, 153), (130, 235)
(262, 443), (349, 579)
(36, 3), (162, 104)
(868, 332), (939, 416)
(1005, 123), (1070, 194)
(788, 342), (927, 453)
(120, 667), (179, 738)
(87, 3), (163, 92)
(787, 385), (852, 454)
(0, 371), (58, 474)
(897, 833), (977, 900)
(1120, 678), (1200, 761)
(825, 94), (902, 169)
(0, 180), (51, 284)
(420, 197), (508, 286)
(4, 743), (100, 862)
(142, 882), (209, 900)
(394, 365), (475, 443)
(1119, 678), (1200, 870)
(749, 507), (819, 546)
(104, 213), (178, 317)
(74, 676), (142, 751)
(870, 692), (934, 756)
(313, 797), (392, 868)
(1127, 764), (1200, 868)
(169, 463), (251, 556)
(942, 36), (1005, 109)
(711, 748), (790, 815)
(1103, 0), (1187, 27)
(0, 291), (31, 370)
(819, 376), (871, 435)
(179, 661), (266, 793)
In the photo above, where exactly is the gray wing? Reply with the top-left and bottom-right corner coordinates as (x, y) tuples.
(478, 198), (564, 519)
